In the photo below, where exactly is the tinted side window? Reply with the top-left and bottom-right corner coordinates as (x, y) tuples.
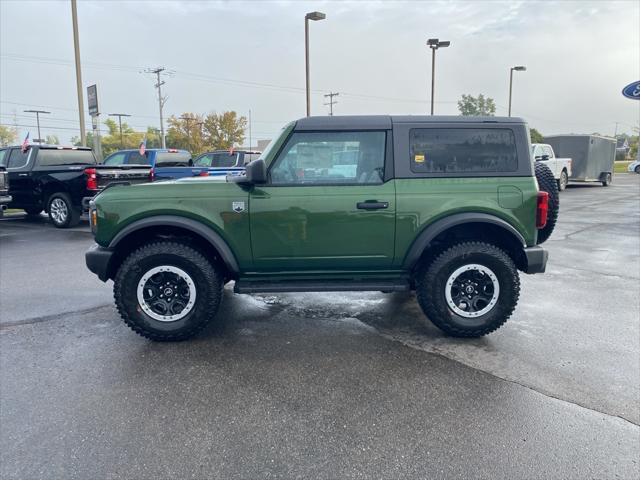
(410, 128), (518, 173)
(207, 152), (238, 168)
(270, 131), (386, 185)
(103, 152), (127, 165)
(37, 149), (95, 166)
(0, 149), (7, 167)
(193, 154), (212, 167)
(7, 149), (30, 169)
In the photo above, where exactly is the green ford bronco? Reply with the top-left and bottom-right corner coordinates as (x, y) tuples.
(86, 115), (558, 341)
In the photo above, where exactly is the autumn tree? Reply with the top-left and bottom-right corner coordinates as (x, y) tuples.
(0, 125), (17, 146)
(167, 113), (206, 154)
(457, 94), (496, 116)
(204, 111), (247, 150)
(167, 111), (246, 154)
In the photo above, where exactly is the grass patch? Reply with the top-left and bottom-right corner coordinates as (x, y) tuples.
(614, 161), (632, 174)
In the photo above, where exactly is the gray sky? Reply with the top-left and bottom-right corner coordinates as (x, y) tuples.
(1, 0), (639, 144)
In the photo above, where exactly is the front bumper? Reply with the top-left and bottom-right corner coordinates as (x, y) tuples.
(522, 245), (548, 274)
(86, 244), (114, 282)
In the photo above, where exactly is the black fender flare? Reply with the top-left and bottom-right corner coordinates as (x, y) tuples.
(402, 212), (526, 270)
(109, 215), (240, 274)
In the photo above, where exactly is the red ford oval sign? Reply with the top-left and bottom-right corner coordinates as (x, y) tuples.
(622, 81), (640, 100)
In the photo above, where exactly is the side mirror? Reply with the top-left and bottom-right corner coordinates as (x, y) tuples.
(246, 158), (267, 183)
(230, 158), (266, 185)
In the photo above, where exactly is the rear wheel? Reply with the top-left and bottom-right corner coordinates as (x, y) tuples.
(114, 241), (223, 341)
(415, 242), (520, 337)
(601, 173), (612, 187)
(634, 165), (640, 174)
(535, 162), (559, 244)
(47, 193), (80, 228)
(557, 169), (568, 191)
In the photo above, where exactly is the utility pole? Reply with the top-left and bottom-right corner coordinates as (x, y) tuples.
(146, 67), (168, 148)
(70, 0), (86, 145)
(24, 110), (50, 144)
(324, 92), (339, 115)
(109, 113), (131, 148)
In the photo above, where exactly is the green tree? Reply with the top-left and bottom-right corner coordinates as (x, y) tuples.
(0, 125), (17, 146)
(457, 94), (496, 116)
(530, 128), (544, 144)
(203, 111), (247, 150)
(45, 135), (60, 145)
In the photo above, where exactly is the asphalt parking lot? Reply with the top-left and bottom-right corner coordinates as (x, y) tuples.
(1, 175), (639, 479)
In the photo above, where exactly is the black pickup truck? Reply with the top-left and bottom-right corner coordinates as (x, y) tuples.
(0, 145), (151, 228)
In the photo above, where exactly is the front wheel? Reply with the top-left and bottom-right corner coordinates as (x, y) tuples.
(114, 241), (223, 341)
(415, 242), (520, 337)
(634, 165), (640, 174)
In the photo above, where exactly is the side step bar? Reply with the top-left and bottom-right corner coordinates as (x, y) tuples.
(234, 279), (410, 294)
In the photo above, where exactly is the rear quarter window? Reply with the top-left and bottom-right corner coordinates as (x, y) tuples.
(410, 128), (518, 174)
(155, 151), (192, 167)
(37, 149), (96, 166)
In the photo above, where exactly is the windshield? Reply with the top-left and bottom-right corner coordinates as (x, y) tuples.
(259, 122), (295, 166)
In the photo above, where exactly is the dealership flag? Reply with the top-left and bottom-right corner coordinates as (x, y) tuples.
(21, 132), (30, 153)
(139, 135), (147, 156)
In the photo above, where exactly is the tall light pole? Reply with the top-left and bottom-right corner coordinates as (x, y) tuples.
(427, 38), (450, 115)
(305, 11), (326, 117)
(508, 66), (526, 116)
(109, 113), (131, 148)
(70, 0), (86, 146)
(24, 110), (50, 143)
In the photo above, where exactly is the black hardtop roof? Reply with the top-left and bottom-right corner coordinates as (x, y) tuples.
(294, 115), (526, 130)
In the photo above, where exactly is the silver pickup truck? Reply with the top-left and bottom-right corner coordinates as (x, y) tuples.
(531, 143), (572, 191)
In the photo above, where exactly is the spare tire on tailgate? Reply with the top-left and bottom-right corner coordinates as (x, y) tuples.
(535, 162), (559, 244)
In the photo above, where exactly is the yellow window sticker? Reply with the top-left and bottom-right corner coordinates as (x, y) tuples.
(415, 154), (425, 163)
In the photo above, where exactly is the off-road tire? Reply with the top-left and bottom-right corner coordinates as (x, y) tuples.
(24, 207), (42, 216)
(535, 162), (559, 244)
(557, 169), (568, 191)
(114, 241), (223, 341)
(47, 192), (80, 228)
(415, 242), (520, 337)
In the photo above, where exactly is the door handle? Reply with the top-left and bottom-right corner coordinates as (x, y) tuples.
(357, 201), (389, 210)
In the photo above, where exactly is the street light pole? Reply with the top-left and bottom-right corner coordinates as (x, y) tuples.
(70, 0), (86, 146)
(427, 38), (450, 115)
(24, 110), (50, 143)
(109, 113), (131, 148)
(508, 66), (526, 116)
(305, 11), (326, 117)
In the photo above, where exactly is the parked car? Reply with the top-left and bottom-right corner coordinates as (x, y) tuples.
(544, 134), (615, 186)
(531, 143), (572, 191)
(102, 148), (197, 181)
(86, 115), (559, 342)
(0, 163), (11, 218)
(627, 158), (640, 174)
(0, 144), (151, 228)
(192, 149), (262, 177)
